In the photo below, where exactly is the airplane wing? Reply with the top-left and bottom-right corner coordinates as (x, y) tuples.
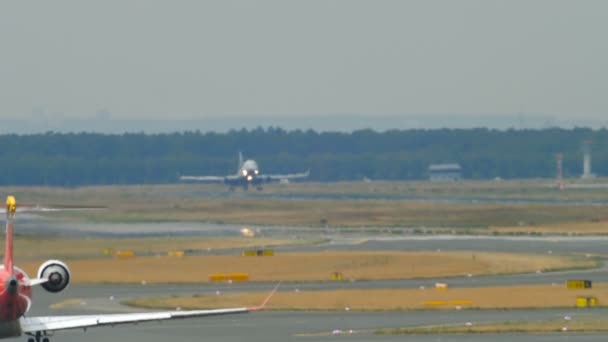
(266, 170), (310, 182)
(21, 282), (280, 334)
(0, 205), (105, 214)
(178, 175), (226, 182)
(20, 308), (249, 333)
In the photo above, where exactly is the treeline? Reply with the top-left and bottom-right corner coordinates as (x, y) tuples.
(0, 127), (606, 185)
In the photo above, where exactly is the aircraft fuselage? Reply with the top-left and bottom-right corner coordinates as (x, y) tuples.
(225, 159), (265, 189)
(0, 265), (32, 338)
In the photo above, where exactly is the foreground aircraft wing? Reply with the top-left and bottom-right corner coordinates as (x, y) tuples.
(21, 308), (249, 333)
(21, 283), (281, 334)
(178, 175), (226, 182)
(266, 170), (310, 182)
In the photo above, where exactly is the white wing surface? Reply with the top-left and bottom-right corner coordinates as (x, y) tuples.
(21, 308), (249, 333)
(267, 170), (310, 181)
(178, 175), (226, 182)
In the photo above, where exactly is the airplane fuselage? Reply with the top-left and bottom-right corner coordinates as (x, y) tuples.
(225, 159), (264, 189)
(0, 198), (31, 339)
(0, 265), (32, 338)
(239, 160), (260, 181)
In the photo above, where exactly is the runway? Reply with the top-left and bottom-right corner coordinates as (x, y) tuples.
(15, 217), (608, 257)
(24, 311), (608, 342)
(12, 285), (608, 342)
(3, 267), (607, 341)
(10, 218), (608, 340)
(15, 217), (608, 291)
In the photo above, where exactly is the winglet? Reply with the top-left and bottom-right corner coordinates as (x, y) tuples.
(249, 282), (281, 311)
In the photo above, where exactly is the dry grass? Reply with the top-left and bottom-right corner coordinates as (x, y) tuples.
(5, 179), (608, 203)
(264, 179), (608, 201)
(6, 236), (301, 261)
(3, 183), (608, 228)
(126, 283), (608, 311)
(490, 221), (608, 236)
(32, 197), (608, 229)
(19, 251), (596, 284)
(2, 183), (608, 228)
(377, 317), (608, 334)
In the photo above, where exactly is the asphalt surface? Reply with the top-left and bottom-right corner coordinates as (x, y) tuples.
(7, 285), (608, 342)
(8, 219), (608, 340)
(15, 217), (608, 256)
(16, 219), (608, 291)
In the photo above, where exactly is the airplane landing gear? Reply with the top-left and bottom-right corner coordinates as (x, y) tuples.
(26, 331), (50, 342)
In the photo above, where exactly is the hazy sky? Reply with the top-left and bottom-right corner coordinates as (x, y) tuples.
(1, 1), (607, 120)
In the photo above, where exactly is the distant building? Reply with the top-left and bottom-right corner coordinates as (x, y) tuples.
(428, 163), (462, 182)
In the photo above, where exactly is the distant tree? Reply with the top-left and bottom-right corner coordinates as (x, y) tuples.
(0, 128), (603, 185)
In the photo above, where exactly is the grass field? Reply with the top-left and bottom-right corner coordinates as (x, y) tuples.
(125, 283), (608, 311)
(5, 236), (305, 261)
(13, 193), (608, 229)
(51, 200), (608, 228)
(2, 182), (608, 229)
(490, 221), (608, 236)
(20, 251), (597, 284)
(262, 179), (608, 201)
(6, 179), (608, 203)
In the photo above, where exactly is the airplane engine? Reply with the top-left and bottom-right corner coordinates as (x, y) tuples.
(37, 260), (71, 293)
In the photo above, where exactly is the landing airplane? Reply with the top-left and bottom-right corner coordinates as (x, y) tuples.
(179, 152), (309, 190)
(0, 196), (274, 342)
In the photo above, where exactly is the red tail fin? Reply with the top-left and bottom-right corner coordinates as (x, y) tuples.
(4, 196), (16, 274)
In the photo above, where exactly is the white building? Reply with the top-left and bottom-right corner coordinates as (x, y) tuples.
(428, 163), (462, 182)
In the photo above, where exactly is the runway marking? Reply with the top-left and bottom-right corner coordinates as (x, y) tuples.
(293, 329), (363, 337)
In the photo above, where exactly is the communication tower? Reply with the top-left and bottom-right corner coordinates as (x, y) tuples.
(581, 140), (595, 179)
(556, 153), (564, 190)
